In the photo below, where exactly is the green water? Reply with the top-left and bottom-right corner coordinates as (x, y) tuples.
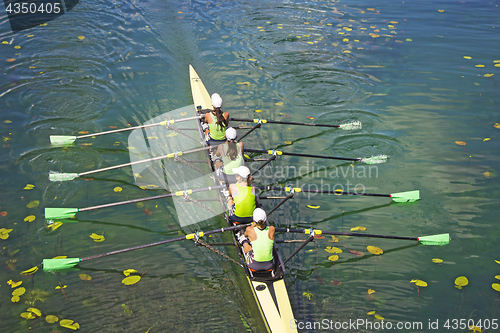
(1, 0), (499, 332)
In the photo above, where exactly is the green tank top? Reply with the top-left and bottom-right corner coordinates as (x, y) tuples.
(233, 183), (255, 217)
(208, 118), (226, 141)
(252, 227), (274, 262)
(222, 144), (243, 174)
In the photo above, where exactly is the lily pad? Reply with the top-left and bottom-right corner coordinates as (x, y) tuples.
(122, 275), (141, 285)
(46, 315), (59, 323)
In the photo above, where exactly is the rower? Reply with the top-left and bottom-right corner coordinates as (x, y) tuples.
(204, 93), (229, 147)
(238, 208), (275, 271)
(228, 166), (255, 224)
(215, 127), (245, 184)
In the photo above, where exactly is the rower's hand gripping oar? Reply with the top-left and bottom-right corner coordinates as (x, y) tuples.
(230, 117), (362, 130)
(50, 115), (203, 146)
(45, 185), (226, 220)
(259, 185), (420, 203)
(275, 227), (451, 246)
(245, 148), (388, 165)
(49, 145), (212, 182)
(41, 224), (251, 271)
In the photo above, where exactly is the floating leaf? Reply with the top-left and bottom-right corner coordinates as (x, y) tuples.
(469, 325), (482, 332)
(455, 141), (466, 146)
(475, 64), (484, 67)
(114, 187), (123, 192)
(374, 315), (385, 320)
(284, 141), (292, 144)
(60, 319), (80, 330)
(330, 235), (339, 243)
(47, 222), (63, 231)
(8, 280), (22, 288)
(180, 112), (187, 116)
(484, 171), (491, 178)
(463, 56), (472, 59)
(455, 276), (468, 287)
(13, 287), (26, 296)
(275, 102), (284, 106)
(7, 58), (16, 62)
(483, 138), (490, 141)
(27, 307), (41, 316)
(350, 226), (366, 231)
(0, 211), (8, 216)
(0, 228), (13, 240)
(26, 200), (39, 208)
(78, 35), (85, 40)
(20, 312), (35, 319)
(367, 246), (383, 255)
(122, 303), (133, 315)
(367, 311), (376, 315)
(20, 266), (38, 275)
(302, 292), (312, 300)
(492, 283), (500, 292)
(24, 184), (35, 190)
(144, 209), (152, 215)
(325, 246), (342, 254)
(496, 275), (500, 280)
(432, 258), (443, 263)
(78, 131), (89, 135)
(349, 249), (363, 256)
(495, 123), (500, 129)
(307, 116), (315, 119)
(307, 205), (320, 209)
(255, 110), (262, 113)
(89, 233), (105, 242)
(79, 274), (92, 281)
(122, 275), (141, 285)
(136, 202), (144, 208)
(236, 82), (251, 85)
(368, 289), (375, 294)
(328, 255), (339, 262)
(55, 285), (67, 289)
(484, 74), (494, 77)
(248, 58), (257, 62)
(46, 315), (59, 323)
(11, 295), (20, 302)
(496, 260), (500, 264)
(415, 280), (427, 287)
(24, 215), (36, 223)
(123, 269), (137, 276)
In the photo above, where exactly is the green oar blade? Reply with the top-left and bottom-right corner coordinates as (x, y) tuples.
(338, 121), (362, 130)
(49, 172), (79, 182)
(390, 190), (420, 202)
(45, 208), (79, 220)
(50, 135), (77, 146)
(43, 258), (81, 271)
(417, 233), (450, 245)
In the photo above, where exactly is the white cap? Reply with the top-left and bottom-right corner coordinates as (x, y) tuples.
(211, 93), (222, 108)
(232, 166), (250, 178)
(225, 127), (237, 140)
(253, 208), (267, 223)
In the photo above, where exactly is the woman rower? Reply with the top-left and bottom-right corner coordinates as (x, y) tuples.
(204, 93), (229, 146)
(215, 127), (245, 184)
(228, 166), (255, 224)
(238, 208), (275, 272)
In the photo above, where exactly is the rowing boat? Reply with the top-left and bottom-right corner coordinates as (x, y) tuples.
(189, 64), (297, 333)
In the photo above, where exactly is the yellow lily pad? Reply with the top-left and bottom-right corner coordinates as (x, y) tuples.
(367, 246), (383, 255)
(123, 269), (137, 276)
(432, 258), (443, 263)
(350, 226), (366, 231)
(122, 275), (141, 285)
(114, 187), (123, 192)
(47, 222), (63, 231)
(46, 315), (59, 323)
(455, 276), (468, 287)
(367, 311), (376, 315)
(20, 266), (38, 275)
(12, 287), (26, 296)
(89, 233), (105, 242)
(8, 280), (22, 288)
(26, 200), (40, 208)
(24, 215), (36, 222)
(325, 246), (342, 254)
(60, 319), (80, 330)
(328, 255), (339, 262)
(20, 312), (35, 319)
(11, 295), (20, 302)
(307, 205), (320, 209)
(368, 289), (375, 294)
(79, 274), (92, 281)
(330, 236), (339, 243)
(491, 283), (500, 292)
(374, 315), (385, 320)
(27, 307), (41, 316)
(23, 184), (35, 190)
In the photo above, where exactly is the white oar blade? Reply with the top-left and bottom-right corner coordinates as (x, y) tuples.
(361, 155), (388, 164)
(339, 121), (362, 130)
(49, 172), (79, 182)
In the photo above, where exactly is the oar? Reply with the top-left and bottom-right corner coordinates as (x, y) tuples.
(50, 116), (202, 146)
(45, 185), (226, 220)
(245, 148), (387, 165)
(42, 224), (250, 271)
(230, 118), (362, 130)
(49, 145), (211, 182)
(258, 185), (420, 203)
(275, 227), (450, 246)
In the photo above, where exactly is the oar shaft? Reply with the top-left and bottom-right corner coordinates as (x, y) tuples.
(230, 118), (341, 128)
(237, 122), (262, 141)
(79, 146), (211, 176)
(79, 185), (225, 212)
(245, 148), (361, 162)
(258, 185), (390, 198)
(80, 224), (249, 263)
(251, 154), (277, 176)
(275, 228), (418, 241)
(77, 116), (202, 139)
